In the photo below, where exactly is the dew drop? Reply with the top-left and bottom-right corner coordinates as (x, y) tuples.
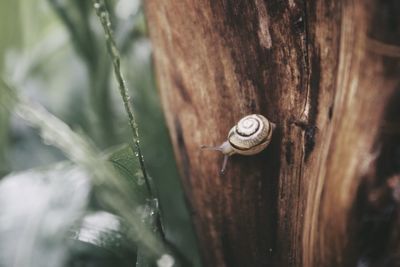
(135, 170), (145, 186)
(157, 254), (175, 267)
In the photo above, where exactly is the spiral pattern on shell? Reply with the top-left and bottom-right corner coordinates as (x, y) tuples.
(227, 114), (273, 155)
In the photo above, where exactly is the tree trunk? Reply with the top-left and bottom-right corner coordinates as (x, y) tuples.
(145, 0), (400, 266)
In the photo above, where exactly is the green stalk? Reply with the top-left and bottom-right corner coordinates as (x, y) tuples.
(91, 0), (157, 219)
(92, 4), (179, 265)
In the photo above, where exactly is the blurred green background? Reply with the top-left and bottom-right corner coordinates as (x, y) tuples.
(0, 0), (200, 266)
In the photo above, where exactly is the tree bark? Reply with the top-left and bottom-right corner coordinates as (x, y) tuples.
(145, 0), (400, 266)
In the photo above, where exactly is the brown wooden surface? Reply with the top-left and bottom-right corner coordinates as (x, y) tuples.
(145, 0), (400, 266)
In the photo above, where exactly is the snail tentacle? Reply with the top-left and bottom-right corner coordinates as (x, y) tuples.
(221, 155), (229, 174)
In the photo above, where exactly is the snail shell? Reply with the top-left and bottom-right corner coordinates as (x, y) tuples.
(226, 114), (274, 155)
(202, 114), (275, 173)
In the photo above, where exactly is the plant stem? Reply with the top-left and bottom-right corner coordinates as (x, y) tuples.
(91, 0), (153, 200)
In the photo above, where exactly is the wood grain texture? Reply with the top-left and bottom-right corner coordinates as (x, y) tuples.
(145, 0), (400, 266)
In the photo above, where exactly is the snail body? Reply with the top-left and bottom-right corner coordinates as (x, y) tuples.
(202, 114), (275, 173)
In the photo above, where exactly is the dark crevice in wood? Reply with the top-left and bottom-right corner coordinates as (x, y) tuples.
(174, 117), (191, 182)
(172, 73), (192, 104)
(264, 125), (281, 267)
(285, 140), (295, 165)
(302, 0), (321, 161)
(304, 125), (318, 161)
(328, 104), (334, 121)
(301, 0), (310, 95)
(293, 15), (305, 35)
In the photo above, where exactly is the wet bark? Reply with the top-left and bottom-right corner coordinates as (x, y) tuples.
(145, 0), (400, 266)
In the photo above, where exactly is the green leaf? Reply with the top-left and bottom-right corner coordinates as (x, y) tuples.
(109, 145), (150, 205)
(108, 145), (170, 266)
(68, 210), (138, 266)
(108, 144), (163, 233)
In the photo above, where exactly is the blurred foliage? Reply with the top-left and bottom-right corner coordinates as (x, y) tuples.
(0, 163), (91, 267)
(0, 0), (200, 266)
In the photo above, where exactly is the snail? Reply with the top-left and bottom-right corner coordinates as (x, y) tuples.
(201, 114), (275, 174)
